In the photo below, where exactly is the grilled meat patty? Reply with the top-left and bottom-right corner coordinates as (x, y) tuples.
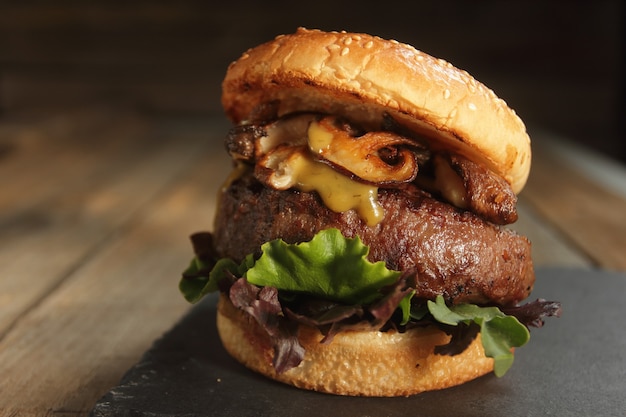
(213, 171), (534, 307)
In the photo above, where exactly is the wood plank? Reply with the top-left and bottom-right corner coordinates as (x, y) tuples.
(0, 108), (150, 214)
(0, 113), (230, 416)
(521, 131), (626, 271)
(0, 110), (218, 336)
(511, 199), (591, 269)
(0, 128), (231, 416)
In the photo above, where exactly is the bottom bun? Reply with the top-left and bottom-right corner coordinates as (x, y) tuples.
(216, 294), (494, 397)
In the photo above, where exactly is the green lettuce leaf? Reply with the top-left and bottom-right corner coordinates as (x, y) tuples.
(428, 295), (530, 376)
(246, 228), (401, 305)
(178, 228), (534, 377)
(179, 254), (254, 303)
(398, 290), (416, 325)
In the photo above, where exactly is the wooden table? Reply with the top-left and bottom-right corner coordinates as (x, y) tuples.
(1, 106), (625, 416)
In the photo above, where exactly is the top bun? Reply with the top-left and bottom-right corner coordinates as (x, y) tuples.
(222, 28), (531, 193)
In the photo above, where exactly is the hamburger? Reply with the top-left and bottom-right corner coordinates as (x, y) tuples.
(179, 28), (561, 397)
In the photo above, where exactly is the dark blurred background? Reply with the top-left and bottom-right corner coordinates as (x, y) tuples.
(1, 0), (624, 161)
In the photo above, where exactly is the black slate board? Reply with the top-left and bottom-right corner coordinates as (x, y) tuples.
(90, 268), (626, 417)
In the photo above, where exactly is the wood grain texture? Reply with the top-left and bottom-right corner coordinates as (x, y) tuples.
(0, 110), (230, 416)
(0, 109), (213, 336)
(521, 132), (626, 270)
(510, 199), (591, 269)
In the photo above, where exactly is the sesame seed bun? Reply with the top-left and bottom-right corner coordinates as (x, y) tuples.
(216, 294), (494, 397)
(222, 27), (531, 193)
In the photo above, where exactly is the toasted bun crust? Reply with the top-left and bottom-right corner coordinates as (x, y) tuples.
(217, 294), (494, 397)
(222, 28), (531, 193)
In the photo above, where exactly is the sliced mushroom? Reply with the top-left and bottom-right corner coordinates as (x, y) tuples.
(258, 114), (316, 155)
(307, 117), (423, 185)
(256, 145), (302, 190)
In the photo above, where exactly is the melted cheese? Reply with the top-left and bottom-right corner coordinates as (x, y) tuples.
(249, 117), (386, 227)
(288, 151), (384, 227)
(433, 155), (468, 209)
(307, 120), (334, 154)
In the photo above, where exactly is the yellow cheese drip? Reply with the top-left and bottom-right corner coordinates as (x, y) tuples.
(304, 120), (384, 226)
(307, 120), (334, 154)
(289, 152), (384, 227)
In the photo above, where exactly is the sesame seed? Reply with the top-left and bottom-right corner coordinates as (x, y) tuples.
(341, 47), (349, 56)
(364, 40), (374, 49)
(468, 102), (477, 111)
(344, 37), (353, 45)
(443, 89), (451, 99)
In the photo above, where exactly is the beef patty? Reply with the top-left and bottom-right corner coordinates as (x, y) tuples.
(213, 172), (534, 307)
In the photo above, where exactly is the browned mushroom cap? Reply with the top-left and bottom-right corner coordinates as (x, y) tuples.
(308, 117), (423, 185)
